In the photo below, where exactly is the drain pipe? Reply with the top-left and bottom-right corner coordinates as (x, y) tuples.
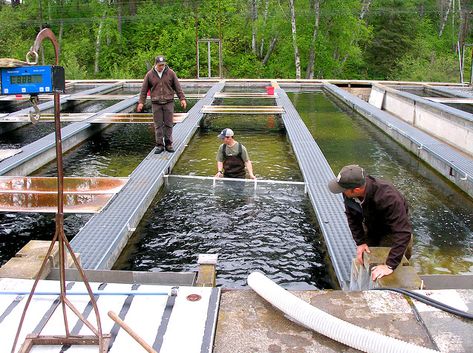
(247, 272), (438, 353)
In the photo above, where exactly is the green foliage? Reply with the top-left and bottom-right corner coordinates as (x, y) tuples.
(0, 0), (470, 82)
(363, 0), (420, 79)
(62, 50), (88, 79)
(395, 53), (459, 82)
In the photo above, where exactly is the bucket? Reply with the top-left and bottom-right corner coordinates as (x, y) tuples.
(266, 86), (274, 95)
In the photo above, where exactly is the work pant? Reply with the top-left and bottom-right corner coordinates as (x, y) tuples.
(151, 101), (174, 146)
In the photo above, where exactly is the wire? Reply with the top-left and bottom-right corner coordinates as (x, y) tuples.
(373, 287), (473, 320)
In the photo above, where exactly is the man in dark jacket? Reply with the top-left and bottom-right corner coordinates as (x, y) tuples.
(137, 55), (186, 154)
(328, 164), (413, 280)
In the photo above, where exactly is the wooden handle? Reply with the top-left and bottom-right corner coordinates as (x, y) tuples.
(108, 310), (157, 353)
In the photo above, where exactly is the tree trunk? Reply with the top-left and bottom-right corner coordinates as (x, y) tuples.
(359, 0), (372, 20)
(129, 0), (137, 16)
(55, 0), (64, 57)
(457, 0), (469, 48)
(262, 37), (277, 65)
(340, 0), (372, 66)
(306, 0), (320, 79)
(251, 0), (257, 55)
(439, 0), (453, 37)
(289, 0), (301, 79)
(95, 13), (106, 75)
(117, 1), (122, 40)
(259, 0), (270, 58)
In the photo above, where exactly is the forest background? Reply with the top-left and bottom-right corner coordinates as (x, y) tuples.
(0, 0), (472, 83)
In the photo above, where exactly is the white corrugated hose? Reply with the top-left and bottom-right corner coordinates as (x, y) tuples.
(247, 272), (438, 353)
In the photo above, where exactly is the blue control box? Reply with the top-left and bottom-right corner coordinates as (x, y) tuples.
(0, 65), (65, 95)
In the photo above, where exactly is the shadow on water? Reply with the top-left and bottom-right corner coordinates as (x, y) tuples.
(289, 91), (473, 275)
(114, 178), (333, 289)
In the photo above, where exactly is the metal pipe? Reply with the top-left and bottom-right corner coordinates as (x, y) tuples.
(0, 291), (170, 296)
(165, 174), (305, 186)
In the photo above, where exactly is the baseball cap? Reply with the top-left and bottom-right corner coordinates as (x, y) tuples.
(155, 55), (167, 65)
(218, 128), (234, 139)
(328, 165), (366, 193)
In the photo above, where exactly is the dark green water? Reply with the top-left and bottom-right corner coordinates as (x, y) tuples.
(172, 130), (302, 181)
(289, 92), (473, 275)
(115, 127), (331, 288)
(0, 123), (156, 266)
(114, 178), (331, 289)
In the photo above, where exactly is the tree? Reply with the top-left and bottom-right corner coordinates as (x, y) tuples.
(363, 0), (420, 79)
(289, 0), (301, 78)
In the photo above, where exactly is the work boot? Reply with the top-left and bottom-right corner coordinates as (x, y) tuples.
(154, 145), (165, 154)
(165, 145), (175, 153)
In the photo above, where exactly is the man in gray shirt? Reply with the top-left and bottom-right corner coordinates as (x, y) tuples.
(215, 128), (255, 179)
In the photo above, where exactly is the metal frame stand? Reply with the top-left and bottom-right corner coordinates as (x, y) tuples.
(197, 38), (222, 78)
(11, 28), (110, 353)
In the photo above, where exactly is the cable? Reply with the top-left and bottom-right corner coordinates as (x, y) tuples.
(373, 287), (473, 320)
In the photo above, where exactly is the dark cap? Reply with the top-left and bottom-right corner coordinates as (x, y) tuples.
(328, 165), (366, 194)
(155, 55), (167, 65)
(218, 128), (234, 139)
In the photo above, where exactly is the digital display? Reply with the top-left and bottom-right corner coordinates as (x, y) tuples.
(1, 65), (65, 95)
(10, 74), (43, 85)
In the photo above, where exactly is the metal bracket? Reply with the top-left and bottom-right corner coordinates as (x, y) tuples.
(28, 95), (40, 124)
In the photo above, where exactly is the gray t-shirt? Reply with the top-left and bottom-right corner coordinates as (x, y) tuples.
(216, 142), (250, 162)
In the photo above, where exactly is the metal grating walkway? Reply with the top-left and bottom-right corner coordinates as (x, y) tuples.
(276, 88), (355, 290)
(70, 81), (225, 270)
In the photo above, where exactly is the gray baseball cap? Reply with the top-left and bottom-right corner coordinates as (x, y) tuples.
(328, 165), (366, 193)
(218, 128), (234, 139)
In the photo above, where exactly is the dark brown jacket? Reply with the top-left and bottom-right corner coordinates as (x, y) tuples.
(344, 176), (412, 269)
(138, 66), (185, 105)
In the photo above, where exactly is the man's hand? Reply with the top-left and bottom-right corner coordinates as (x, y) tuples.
(371, 264), (393, 281)
(137, 103), (144, 112)
(356, 244), (370, 264)
(180, 99), (187, 110)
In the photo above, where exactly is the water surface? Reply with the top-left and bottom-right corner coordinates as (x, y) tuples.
(114, 177), (331, 289)
(289, 92), (473, 275)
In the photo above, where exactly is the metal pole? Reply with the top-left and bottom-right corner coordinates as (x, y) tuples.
(219, 40), (223, 78)
(197, 41), (200, 79)
(208, 41), (211, 78)
(470, 45), (473, 86)
(11, 28), (108, 353)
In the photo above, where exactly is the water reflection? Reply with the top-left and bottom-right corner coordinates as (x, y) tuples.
(172, 130), (302, 181)
(114, 178), (331, 289)
(289, 91), (473, 275)
(0, 213), (91, 265)
(35, 123), (156, 177)
(0, 123), (67, 149)
(0, 122), (155, 265)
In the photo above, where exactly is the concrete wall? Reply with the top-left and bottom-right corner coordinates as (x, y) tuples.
(370, 84), (473, 157)
(324, 83), (473, 199)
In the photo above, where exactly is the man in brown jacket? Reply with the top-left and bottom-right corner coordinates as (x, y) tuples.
(137, 55), (186, 154)
(328, 165), (413, 281)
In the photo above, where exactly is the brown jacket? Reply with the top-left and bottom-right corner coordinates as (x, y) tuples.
(138, 66), (185, 105)
(344, 176), (412, 269)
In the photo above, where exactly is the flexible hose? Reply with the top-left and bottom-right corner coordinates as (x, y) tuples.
(373, 288), (473, 320)
(248, 271), (438, 353)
